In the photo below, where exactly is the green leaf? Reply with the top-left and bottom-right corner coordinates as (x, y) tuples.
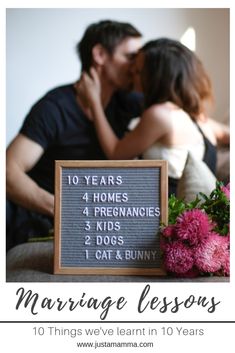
(167, 181), (229, 235)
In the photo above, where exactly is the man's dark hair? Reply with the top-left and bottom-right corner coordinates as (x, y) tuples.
(77, 20), (142, 71)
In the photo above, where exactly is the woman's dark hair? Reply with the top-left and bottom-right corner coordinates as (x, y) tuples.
(77, 20), (142, 72)
(141, 38), (213, 119)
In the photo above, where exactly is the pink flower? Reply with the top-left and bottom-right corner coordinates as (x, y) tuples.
(220, 235), (230, 276)
(164, 241), (194, 274)
(221, 183), (230, 200)
(162, 224), (177, 238)
(221, 253), (230, 276)
(176, 267), (200, 278)
(194, 233), (229, 274)
(176, 209), (212, 246)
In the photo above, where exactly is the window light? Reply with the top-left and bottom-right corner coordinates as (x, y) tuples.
(180, 27), (196, 51)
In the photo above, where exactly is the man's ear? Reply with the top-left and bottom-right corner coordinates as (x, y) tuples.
(92, 44), (108, 66)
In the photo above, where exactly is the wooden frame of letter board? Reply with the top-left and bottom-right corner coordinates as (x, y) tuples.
(54, 160), (168, 275)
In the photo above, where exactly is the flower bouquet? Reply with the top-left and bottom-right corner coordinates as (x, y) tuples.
(161, 182), (230, 277)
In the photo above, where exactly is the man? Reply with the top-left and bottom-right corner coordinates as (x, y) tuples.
(6, 20), (143, 250)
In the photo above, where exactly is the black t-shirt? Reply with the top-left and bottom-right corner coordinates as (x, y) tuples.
(20, 84), (143, 194)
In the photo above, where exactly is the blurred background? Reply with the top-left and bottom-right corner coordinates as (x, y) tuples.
(6, 8), (229, 146)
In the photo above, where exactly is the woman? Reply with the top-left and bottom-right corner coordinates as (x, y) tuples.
(77, 38), (229, 195)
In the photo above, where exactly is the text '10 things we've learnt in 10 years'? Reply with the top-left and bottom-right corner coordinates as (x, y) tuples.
(54, 160), (168, 275)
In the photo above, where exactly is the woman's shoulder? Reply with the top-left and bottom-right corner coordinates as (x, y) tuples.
(143, 102), (172, 121)
(142, 102), (181, 130)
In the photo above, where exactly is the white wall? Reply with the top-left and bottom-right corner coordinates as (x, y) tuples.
(6, 8), (229, 146)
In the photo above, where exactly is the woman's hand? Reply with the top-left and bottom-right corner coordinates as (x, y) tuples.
(75, 67), (102, 110)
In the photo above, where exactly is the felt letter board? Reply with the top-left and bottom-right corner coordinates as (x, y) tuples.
(54, 160), (168, 275)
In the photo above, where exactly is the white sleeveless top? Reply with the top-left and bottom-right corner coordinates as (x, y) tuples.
(128, 116), (205, 179)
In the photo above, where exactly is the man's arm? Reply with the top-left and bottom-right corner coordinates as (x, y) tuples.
(6, 134), (54, 216)
(207, 118), (230, 145)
